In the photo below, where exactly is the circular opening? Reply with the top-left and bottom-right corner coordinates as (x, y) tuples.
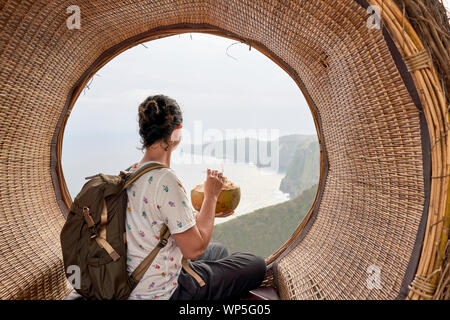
(59, 31), (322, 262)
(1, 0), (440, 300)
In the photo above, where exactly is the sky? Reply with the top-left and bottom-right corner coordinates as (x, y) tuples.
(63, 32), (316, 150)
(61, 5), (448, 193)
(63, 0), (449, 151)
(63, 1), (449, 147)
(62, 32), (315, 195)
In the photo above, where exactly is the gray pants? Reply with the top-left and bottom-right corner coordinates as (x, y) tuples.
(169, 242), (266, 300)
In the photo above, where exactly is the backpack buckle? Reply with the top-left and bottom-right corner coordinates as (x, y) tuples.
(82, 206), (98, 238)
(119, 171), (130, 179)
(88, 226), (98, 239)
(157, 238), (168, 248)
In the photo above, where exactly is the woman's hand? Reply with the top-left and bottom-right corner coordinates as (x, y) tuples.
(194, 207), (235, 219)
(215, 210), (235, 218)
(203, 169), (225, 200)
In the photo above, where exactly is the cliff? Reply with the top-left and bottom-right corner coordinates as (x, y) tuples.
(212, 183), (318, 258)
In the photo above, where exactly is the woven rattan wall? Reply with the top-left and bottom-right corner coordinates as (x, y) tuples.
(0, 0), (448, 299)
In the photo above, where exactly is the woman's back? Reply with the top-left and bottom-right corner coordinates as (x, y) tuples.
(125, 161), (196, 300)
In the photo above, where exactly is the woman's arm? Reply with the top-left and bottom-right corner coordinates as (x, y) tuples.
(172, 169), (225, 259)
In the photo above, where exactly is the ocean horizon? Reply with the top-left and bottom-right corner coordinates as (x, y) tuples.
(63, 142), (290, 225)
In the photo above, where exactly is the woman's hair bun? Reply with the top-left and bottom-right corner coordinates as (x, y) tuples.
(138, 94), (183, 150)
(140, 98), (171, 127)
(146, 99), (159, 113)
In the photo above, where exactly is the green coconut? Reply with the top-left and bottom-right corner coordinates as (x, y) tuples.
(191, 180), (241, 214)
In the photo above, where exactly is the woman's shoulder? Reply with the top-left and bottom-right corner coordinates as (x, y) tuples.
(128, 162), (180, 182)
(157, 167), (181, 183)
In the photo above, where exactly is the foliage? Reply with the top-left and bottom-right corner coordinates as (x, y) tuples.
(212, 184), (318, 258)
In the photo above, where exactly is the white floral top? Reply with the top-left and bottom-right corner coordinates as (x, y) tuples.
(125, 161), (196, 300)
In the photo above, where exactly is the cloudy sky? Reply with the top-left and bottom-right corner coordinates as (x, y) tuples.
(61, 5), (448, 192)
(63, 33), (315, 146)
(62, 32), (316, 194)
(63, 3), (449, 148)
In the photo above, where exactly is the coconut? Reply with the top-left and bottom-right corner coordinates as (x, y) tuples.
(191, 180), (241, 214)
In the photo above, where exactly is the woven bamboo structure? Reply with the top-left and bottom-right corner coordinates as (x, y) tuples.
(0, 0), (448, 300)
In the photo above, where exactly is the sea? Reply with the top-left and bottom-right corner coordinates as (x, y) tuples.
(62, 138), (290, 225)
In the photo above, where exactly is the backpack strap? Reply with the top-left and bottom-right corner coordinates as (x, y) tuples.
(95, 236), (121, 262)
(89, 162), (168, 263)
(125, 161), (170, 282)
(131, 224), (171, 281)
(182, 257), (206, 287)
(96, 199), (121, 261)
(121, 162), (168, 192)
(130, 225), (206, 287)
(83, 200), (121, 262)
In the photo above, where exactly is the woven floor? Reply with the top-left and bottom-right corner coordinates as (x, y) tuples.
(0, 0), (448, 299)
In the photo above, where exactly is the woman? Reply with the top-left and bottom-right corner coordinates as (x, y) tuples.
(125, 94), (266, 300)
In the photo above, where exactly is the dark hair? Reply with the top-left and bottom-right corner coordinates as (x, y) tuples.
(137, 94), (183, 150)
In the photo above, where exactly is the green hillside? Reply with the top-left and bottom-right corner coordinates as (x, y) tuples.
(279, 139), (320, 198)
(212, 183), (318, 258)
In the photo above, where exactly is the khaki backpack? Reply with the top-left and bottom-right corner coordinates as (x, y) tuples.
(60, 161), (204, 300)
